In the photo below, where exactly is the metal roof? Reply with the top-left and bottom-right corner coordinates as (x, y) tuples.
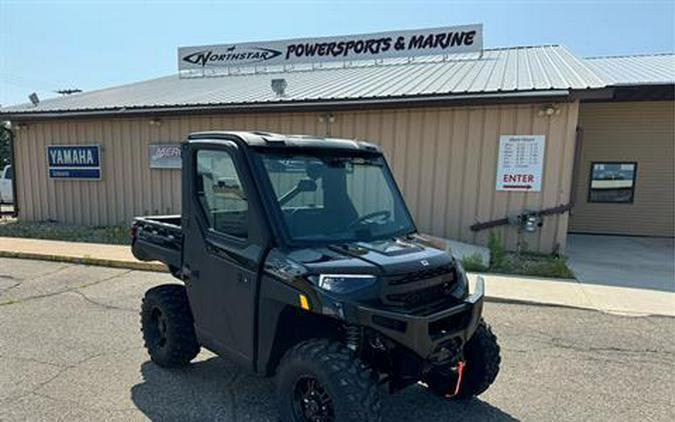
(1, 45), (607, 117)
(583, 53), (675, 86)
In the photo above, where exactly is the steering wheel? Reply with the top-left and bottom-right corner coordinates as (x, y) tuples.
(347, 210), (391, 229)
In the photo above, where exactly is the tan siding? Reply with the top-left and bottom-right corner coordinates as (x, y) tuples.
(14, 102), (579, 252)
(332, 102), (579, 252)
(570, 101), (675, 237)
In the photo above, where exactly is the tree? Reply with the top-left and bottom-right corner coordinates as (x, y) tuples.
(0, 126), (10, 167)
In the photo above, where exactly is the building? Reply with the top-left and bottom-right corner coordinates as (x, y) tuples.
(1, 35), (673, 253)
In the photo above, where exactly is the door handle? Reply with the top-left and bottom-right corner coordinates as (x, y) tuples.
(237, 273), (249, 285)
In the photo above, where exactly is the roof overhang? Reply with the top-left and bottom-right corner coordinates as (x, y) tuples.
(0, 89), (572, 121)
(573, 84), (674, 103)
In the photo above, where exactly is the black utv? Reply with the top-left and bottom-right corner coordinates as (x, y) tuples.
(131, 131), (500, 422)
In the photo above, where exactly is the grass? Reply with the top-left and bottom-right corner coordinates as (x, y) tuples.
(489, 251), (575, 278)
(461, 231), (575, 279)
(0, 220), (130, 245)
(460, 252), (490, 272)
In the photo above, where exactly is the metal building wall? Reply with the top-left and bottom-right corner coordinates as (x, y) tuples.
(569, 101), (675, 236)
(14, 101), (579, 252)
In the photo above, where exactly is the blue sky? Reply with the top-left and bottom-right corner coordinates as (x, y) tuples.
(1, 0), (673, 106)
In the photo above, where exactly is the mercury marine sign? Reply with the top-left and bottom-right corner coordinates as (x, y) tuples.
(47, 145), (101, 180)
(149, 144), (182, 169)
(496, 136), (546, 192)
(178, 24), (482, 70)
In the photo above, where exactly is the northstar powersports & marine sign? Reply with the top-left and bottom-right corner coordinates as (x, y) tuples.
(178, 24), (483, 70)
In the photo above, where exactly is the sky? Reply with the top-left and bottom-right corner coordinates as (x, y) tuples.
(1, 0), (673, 107)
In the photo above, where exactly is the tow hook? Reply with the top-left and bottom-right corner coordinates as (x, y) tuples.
(444, 361), (465, 399)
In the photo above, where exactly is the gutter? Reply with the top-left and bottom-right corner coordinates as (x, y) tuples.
(0, 90), (572, 121)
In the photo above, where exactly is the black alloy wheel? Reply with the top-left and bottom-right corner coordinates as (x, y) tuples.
(292, 375), (336, 422)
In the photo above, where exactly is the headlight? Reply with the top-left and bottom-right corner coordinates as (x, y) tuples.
(316, 274), (377, 294)
(454, 262), (470, 298)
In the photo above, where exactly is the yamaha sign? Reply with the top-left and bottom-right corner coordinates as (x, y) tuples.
(178, 24), (483, 70)
(47, 145), (101, 180)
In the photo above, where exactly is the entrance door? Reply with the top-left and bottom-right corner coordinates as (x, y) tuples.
(182, 144), (264, 368)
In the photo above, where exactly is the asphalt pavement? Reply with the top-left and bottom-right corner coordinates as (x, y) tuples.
(0, 257), (673, 421)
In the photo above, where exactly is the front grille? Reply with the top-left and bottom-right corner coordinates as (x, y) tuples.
(381, 265), (458, 315)
(387, 264), (453, 285)
(385, 281), (454, 308)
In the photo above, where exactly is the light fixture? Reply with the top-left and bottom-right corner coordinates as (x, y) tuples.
(28, 92), (40, 107)
(149, 118), (162, 126)
(538, 104), (560, 116)
(318, 113), (335, 123)
(271, 78), (287, 96)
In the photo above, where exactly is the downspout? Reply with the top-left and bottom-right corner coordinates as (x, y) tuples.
(568, 126), (584, 211)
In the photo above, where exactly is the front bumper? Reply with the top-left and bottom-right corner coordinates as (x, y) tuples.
(349, 276), (484, 360)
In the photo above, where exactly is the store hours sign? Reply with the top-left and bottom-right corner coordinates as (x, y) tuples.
(496, 135), (545, 192)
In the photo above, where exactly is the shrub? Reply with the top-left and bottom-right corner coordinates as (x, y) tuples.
(461, 252), (488, 272)
(487, 231), (506, 270)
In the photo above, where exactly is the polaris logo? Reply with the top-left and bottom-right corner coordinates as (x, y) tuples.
(182, 46), (283, 67)
(420, 260), (430, 267)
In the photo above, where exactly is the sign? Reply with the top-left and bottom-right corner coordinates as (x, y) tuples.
(178, 24), (482, 71)
(149, 144), (182, 169)
(47, 145), (101, 179)
(496, 136), (545, 192)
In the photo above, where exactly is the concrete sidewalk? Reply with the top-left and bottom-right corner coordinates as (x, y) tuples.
(0, 237), (166, 272)
(1, 236), (673, 317)
(468, 274), (674, 318)
(567, 234), (675, 292)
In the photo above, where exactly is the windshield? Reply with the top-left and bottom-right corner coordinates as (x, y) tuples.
(257, 151), (416, 244)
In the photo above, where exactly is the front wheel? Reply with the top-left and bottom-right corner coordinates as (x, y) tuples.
(423, 319), (501, 399)
(276, 339), (382, 422)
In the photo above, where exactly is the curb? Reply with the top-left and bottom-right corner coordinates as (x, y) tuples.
(483, 295), (674, 319)
(0, 250), (167, 272)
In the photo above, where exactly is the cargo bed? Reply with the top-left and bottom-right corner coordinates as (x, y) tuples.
(131, 215), (183, 274)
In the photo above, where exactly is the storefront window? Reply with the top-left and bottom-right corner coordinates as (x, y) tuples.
(588, 162), (637, 203)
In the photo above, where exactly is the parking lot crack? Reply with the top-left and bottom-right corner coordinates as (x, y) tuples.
(0, 354), (66, 368)
(549, 337), (675, 357)
(0, 269), (133, 306)
(70, 289), (136, 312)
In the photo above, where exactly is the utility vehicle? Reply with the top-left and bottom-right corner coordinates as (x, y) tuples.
(131, 131), (501, 422)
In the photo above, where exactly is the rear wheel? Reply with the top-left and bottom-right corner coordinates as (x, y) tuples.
(276, 339), (381, 422)
(423, 319), (501, 399)
(140, 284), (200, 367)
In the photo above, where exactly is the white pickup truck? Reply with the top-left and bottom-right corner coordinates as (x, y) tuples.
(0, 165), (12, 204)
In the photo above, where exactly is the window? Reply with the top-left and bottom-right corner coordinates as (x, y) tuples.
(258, 152), (415, 243)
(195, 150), (248, 238)
(264, 158), (325, 210)
(588, 162), (637, 203)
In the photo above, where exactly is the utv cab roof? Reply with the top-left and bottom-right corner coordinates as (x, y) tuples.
(187, 131), (381, 153)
